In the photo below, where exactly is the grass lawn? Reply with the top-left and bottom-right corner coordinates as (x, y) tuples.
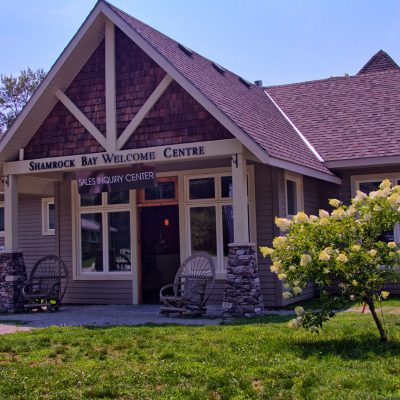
(0, 302), (400, 399)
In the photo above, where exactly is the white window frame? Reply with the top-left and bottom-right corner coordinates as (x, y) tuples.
(284, 171), (304, 217)
(0, 201), (4, 238)
(42, 197), (55, 236)
(72, 185), (134, 279)
(184, 170), (255, 275)
(352, 173), (400, 242)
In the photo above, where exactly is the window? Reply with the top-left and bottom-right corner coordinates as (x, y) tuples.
(185, 173), (249, 273)
(77, 190), (132, 276)
(285, 172), (303, 217)
(42, 198), (55, 235)
(353, 174), (400, 242)
(0, 202), (4, 238)
(138, 177), (178, 205)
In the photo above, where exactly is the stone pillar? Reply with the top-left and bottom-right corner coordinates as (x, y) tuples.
(0, 251), (27, 313)
(222, 243), (264, 318)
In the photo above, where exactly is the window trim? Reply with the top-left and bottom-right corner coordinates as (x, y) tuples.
(137, 176), (178, 206)
(0, 201), (4, 238)
(284, 172), (304, 217)
(184, 171), (253, 275)
(352, 173), (400, 242)
(42, 197), (55, 236)
(351, 173), (400, 197)
(72, 185), (134, 280)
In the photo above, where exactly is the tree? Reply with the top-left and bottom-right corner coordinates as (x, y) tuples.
(0, 68), (46, 133)
(260, 179), (400, 342)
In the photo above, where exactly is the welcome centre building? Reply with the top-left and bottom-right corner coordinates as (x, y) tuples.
(0, 1), (399, 314)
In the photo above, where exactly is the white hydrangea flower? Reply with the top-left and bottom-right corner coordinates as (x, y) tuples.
(295, 306), (305, 316)
(300, 254), (312, 266)
(329, 199), (341, 208)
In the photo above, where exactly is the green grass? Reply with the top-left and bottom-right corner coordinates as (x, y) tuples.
(282, 294), (400, 311)
(0, 309), (400, 399)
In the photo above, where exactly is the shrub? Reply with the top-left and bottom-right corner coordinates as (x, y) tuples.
(260, 179), (400, 341)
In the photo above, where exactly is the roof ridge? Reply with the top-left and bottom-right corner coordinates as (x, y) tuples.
(266, 67), (400, 89)
(357, 49), (400, 75)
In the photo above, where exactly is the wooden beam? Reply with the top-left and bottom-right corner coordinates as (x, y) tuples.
(116, 74), (173, 150)
(55, 89), (108, 150)
(4, 175), (18, 250)
(232, 152), (249, 243)
(105, 20), (117, 152)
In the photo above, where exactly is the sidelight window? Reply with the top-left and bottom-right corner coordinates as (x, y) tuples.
(185, 173), (250, 274)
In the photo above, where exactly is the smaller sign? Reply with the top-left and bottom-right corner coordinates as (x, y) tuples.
(76, 166), (156, 194)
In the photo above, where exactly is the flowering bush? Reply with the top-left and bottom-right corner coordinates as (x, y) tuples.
(260, 179), (400, 342)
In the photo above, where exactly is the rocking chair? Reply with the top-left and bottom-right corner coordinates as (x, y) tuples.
(22, 256), (69, 311)
(159, 252), (215, 316)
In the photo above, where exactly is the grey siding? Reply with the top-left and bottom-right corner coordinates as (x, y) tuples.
(18, 194), (56, 276)
(254, 164), (284, 307)
(57, 181), (133, 304)
(208, 279), (225, 305)
(280, 176), (321, 305)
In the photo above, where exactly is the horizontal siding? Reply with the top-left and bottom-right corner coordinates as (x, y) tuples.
(58, 181), (133, 305)
(255, 164), (282, 307)
(208, 279), (225, 305)
(18, 193), (56, 276)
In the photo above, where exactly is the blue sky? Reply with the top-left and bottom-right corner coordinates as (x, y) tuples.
(1, 0), (399, 86)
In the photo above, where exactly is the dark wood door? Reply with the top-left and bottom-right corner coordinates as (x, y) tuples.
(140, 205), (180, 304)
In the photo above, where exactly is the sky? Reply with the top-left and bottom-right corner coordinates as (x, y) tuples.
(0, 0), (399, 86)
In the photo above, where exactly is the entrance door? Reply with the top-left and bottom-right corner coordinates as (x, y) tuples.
(140, 205), (180, 303)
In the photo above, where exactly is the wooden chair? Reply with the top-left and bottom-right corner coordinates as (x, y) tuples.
(22, 256), (69, 311)
(159, 252), (215, 316)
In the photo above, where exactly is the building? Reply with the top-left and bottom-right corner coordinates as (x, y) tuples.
(0, 1), (399, 312)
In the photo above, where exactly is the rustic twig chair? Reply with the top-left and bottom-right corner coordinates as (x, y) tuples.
(159, 252), (215, 316)
(22, 256), (69, 312)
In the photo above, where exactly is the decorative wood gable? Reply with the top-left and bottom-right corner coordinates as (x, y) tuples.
(24, 23), (233, 160)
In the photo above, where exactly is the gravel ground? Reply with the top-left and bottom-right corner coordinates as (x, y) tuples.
(0, 305), (298, 334)
(0, 324), (33, 335)
(0, 304), (223, 332)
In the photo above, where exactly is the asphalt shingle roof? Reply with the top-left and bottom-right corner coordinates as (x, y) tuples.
(266, 54), (400, 163)
(106, 2), (331, 175)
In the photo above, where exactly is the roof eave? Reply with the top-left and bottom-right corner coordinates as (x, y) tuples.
(268, 157), (341, 184)
(325, 155), (400, 170)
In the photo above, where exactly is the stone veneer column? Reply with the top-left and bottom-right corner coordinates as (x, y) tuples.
(0, 251), (27, 313)
(222, 243), (264, 318)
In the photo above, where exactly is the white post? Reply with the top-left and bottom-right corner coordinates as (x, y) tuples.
(4, 174), (18, 250)
(232, 152), (249, 243)
(105, 19), (117, 152)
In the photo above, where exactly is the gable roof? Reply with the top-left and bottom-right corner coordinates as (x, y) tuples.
(358, 50), (400, 75)
(105, 2), (335, 180)
(0, 1), (338, 182)
(266, 54), (400, 167)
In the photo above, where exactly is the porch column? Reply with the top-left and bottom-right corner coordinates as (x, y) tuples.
(222, 153), (264, 318)
(232, 152), (249, 242)
(4, 174), (18, 250)
(1, 174), (27, 313)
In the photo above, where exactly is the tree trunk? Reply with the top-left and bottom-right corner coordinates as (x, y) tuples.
(366, 297), (387, 342)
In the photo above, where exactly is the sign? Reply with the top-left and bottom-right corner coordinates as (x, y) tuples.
(28, 145), (205, 172)
(3, 139), (242, 175)
(76, 166), (156, 194)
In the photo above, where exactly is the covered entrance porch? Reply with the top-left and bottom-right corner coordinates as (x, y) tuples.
(1, 139), (259, 309)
